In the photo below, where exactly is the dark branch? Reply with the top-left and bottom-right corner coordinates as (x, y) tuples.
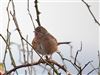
(57, 42), (71, 46)
(34, 0), (41, 26)
(57, 52), (79, 72)
(77, 60), (93, 75)
(82, 61), (93, 71)
(74, 42), (82, 64)
(87, 68), (99, 75)
(3, 59), (68, 75)
(81, 0), (100, 26)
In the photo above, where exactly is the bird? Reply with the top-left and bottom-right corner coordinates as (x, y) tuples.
(32, 26), (58, 58)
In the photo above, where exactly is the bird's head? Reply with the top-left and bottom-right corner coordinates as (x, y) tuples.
(35, 26), (48, 37)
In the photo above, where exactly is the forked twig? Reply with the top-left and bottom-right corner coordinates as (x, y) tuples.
(0, 34), (17, 74)
(74, 41), (82, 64)
(3, 0), (11, 72)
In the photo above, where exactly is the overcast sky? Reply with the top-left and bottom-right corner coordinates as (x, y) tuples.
(0, 0), (99, 74)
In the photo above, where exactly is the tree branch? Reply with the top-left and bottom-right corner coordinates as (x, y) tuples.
(3, 59), (68, 75)
(77, 60), (93, 75)
(34, 0), (41, 26)
(74, 42), (82, 64)
(27, 0), (36, 29)
(81, 0), (100, 26)
(0, 34), (17, 74)
(57, 42), (71, 46)
(87, 68), (99, 75)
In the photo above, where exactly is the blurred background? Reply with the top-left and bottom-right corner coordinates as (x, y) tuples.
(0, 0), (99, 74)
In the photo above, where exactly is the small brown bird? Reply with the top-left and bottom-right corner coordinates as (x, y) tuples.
(32, 26), (58, 57)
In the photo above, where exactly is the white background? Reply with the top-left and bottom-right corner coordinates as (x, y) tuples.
(0, 0), (99, 74)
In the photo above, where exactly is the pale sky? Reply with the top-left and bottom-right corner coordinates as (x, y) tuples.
(0, 0), (99, 74)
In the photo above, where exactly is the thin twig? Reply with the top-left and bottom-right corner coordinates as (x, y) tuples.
(0, 34), (17, 74)
(98, 51), (100, 67)
(57, 52), (72, 75)
(87, 68), (99, 75)
(77, 60), (93, 75)
(68, 44), (81, 66)
(90, 61), (98, 73)
(34, 0), (41, 26)
(81, 0), (100, 26)
(74, 42), (82, 65)
(63, 58), (79, 72)
(57, 42), (71, 46)
(26, 35), (29, 63)
(27, 0), (35, 29)
(82, 61), (93, 71)
(3, 1), (19, 74)
(11, 0), (28, 65)
(3, 0), (11, 72)
(6, 0), (11, 30)
(57, 52), (80, 72)
(98, 50), (100, 75)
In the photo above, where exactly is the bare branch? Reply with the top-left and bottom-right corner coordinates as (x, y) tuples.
(87, 68), (99, 75)
(57, 52), (71, 74)
(98, 51), (100, 66)
(57, 42), (71, 46)
(81, 0), (100, 26)
(57, 52), (79, 72)
(98, 50), (100, 75)
(74, 42), (82, 65)
(27, 0), (36, 29)
(77, 60), (93, 75)
(34, 0), (41, 26)
(3, 0), (11, 73)
(0, 34), (17, 71)
(3, 59), (68, 75)
(4, 0), (11, 62)
(64, 58), (80, 71)
(6, 0), (11, 31)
